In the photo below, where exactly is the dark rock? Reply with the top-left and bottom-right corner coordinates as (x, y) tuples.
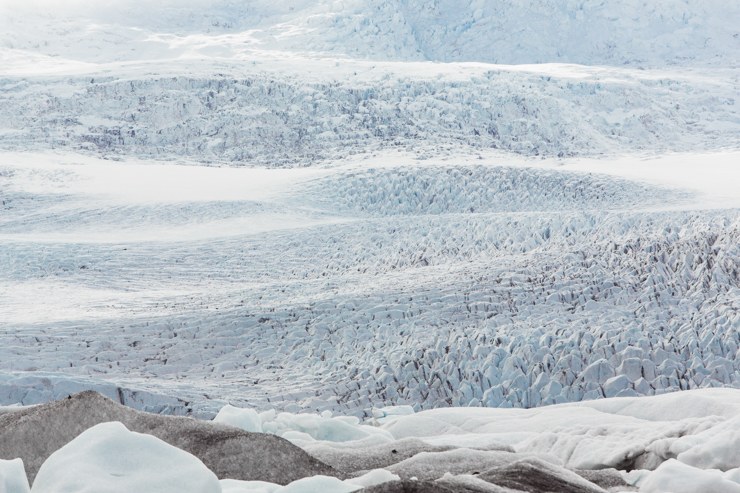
(0, 391), (334, 485)
(386, 449), (522, 481)
(478, 457), (607, 493)
(307, 438), (459, 472)
(436, 473), (522, 492)
(575, 469), (638, 492)
(361, 479), (457, 493)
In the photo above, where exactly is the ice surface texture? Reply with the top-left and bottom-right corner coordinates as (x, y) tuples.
(2, 0), (740, 454)
(2, 154), (740, 418)
(2, 0), (739, 164)
(1, 64), (739, 165)
(1, 0), (740, 491)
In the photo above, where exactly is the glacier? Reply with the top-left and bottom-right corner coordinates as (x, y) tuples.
(1, 0), (740, 491)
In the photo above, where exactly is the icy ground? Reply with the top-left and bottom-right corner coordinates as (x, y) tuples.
(214, 388), (740, 492)
(2, 147), (740, 419)
(2, 0), (740, 491)
(14, 389), (740, 492)
(1, 0), (740, 422)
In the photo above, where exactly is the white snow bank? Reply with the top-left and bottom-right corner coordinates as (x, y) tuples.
(213, 404), (263, 433)
(30, 422), (220, 493)
(375, 390), (740, 471)
(0, 459), (30, 493)
(640, 459), (740, 493)
(672, 414), (740, 471)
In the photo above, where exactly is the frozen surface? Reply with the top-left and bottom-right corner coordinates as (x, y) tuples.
(2, 0), (740, 491)
(1, 61), (739, 166)
(477, 456), (607, 493)
(30, 421), (220, 493)
(200, 390), (740, 491)
(9, 390), (740, 492)
(639, 459), (740, 493)
(2, 150), (740, 419)
(0, 459), (30, 493)
(214, 404), (263, 433)
(1, 1), (740, 165)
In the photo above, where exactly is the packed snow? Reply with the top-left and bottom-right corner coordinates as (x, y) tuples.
(1, 0), (740, 491)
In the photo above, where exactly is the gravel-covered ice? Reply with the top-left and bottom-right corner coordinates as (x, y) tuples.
(7, 388), (740, 492)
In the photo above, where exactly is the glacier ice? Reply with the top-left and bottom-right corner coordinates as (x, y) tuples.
(0, 459), (30, 493)
(30, 421), (221, 493)
(0, 391), (333, 485)
(1, 0), (740, 490)
(639, 459), (740, 493)
(213, 404), (263, 433)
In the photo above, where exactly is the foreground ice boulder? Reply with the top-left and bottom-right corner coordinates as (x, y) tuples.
(0, 391), (334, 484)
(0, 458), (30, 493)
(31, 422), (220, 493)
(639, 459), (740, 493)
